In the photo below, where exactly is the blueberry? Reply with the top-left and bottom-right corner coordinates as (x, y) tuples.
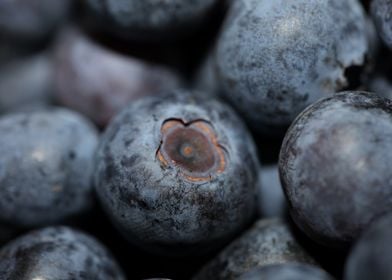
(0, 109), (98, 228)
(94, 90), (259, 255)
(0, 0), (71, 47)
(371, 0), (392, 49)
(215, 0), (369, 134)
(279, 91), (392, 247)
(239, 263), (333, 280)
(256, 165), (287, 219)
(193, 219), (316, 280)
(53, 28), (182, 127)
(345, 213), (392, 280)
(0, 53), (53, 115)
(0, 226), (125, 280)
(84, 0), (219, 41)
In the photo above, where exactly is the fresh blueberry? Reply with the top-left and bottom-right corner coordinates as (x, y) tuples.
(345, 213), (392, 280)
(84, 0), (220, 41)
(256, 165), (287, 219)
(279, 91), (392, 247)
(0, 53), (53, 115)
(0, 109), (98, 228)
(53, 27), (182, 128)
(215, 0), (369, 134)
(371, 0), (392, 49)
(239, 263), (333, 280)
(94, 90), (259, 256)
(0, 0), (71, 48)
(193, 219), (316, 280)
(0, 226), (125, 280)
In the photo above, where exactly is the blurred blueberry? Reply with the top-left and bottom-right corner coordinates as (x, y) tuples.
(0, 53), (53, 115)
(0, 109), (98, 228)
(0, 226), (125, 280)
(345, 213), (392, 280)
(53, 27), (182, 128)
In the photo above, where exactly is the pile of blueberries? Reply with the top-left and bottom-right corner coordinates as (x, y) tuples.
(1, 0), (392, 279)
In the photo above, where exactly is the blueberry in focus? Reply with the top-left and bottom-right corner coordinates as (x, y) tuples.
(0, 226), (125, 280)
(344, 213), (392, 280)
(0, 109), (98, 228)
(371, 0), (392, 49)
(84, 0), (220, 41)
(193, 219), (315, 280)
(53, 27), (182, 128)
(94, 90), (259, 256)
(239, 263), (333, 280)
(215, 0), (370, 134)
(279, 91), (392, 247)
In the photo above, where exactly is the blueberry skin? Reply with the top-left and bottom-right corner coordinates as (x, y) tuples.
(279, 91), (392, 247)
(193, 219), (316, 280)
(53, 27), (182, 128)
(0, 53), (53, 115)
(215, 0), (369, 133)
(239, 263), (333, 280)
(371, 0), (392, 49)
(94, 90), (259, 255)
(0, 0), (71, 46)
(85, 0), (219, 41)
(0, 226), (125, 280)
(345, 213), (392, 280)
(0, 109), (98, 227)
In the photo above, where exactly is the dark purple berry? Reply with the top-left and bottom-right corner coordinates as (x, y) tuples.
(53, 28), (182, 127)
(0, 109), (98, 228)
(0, 0), (71, 47)
(371, 0), (392, 49)
(193, 219), (315, 280)
(345, 213), (392, 280)
(0, 53), (53, 115)
(94, 90), (259, 256)
(279, 91), (392, 247)
(84, 0), (220, 41)
(0, 226), (125, 280)
(215, 0), (369, 134)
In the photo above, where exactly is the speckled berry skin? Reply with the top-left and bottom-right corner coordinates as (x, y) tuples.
(279, 91), (392, 247)
(0, 0), (71, 46)
(193, 219), (315, 280)
(0, 109), (98, 228)
(0, 226), (125, 280)
(215, 0), (369, 133)
(371, 0), (392, 48)
(239, 263), (333, 280)
(85, 0), (219, 40)
(53, 28), (182, 127)
(94, 90), (259, 256)
(345, 213), (392, 280)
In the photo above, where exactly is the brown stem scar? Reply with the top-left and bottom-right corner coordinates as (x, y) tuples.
(156, 118), (226, 182)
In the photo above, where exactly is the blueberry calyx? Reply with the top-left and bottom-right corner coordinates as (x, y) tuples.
(156, 118), (226, 182)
